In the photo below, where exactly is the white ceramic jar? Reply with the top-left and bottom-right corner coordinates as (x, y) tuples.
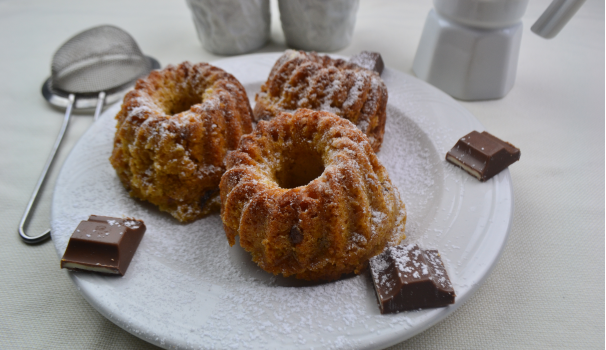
(186, 0), (270, 55)
(278, 0), (359, 52)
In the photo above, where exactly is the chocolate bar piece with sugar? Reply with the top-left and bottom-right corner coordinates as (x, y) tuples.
(446, 131), (520, 181)
(61, 215), (145, 276)
(349, 51), (384, 75)
(369, 244), (455, 314)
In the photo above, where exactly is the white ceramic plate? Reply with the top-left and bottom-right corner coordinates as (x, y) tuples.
(51, 53), (513, 349)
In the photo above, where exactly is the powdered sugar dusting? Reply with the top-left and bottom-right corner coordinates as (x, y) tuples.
(51, 97), (440, 349)
(378, 105), (442, 242)
(48, 55), (505, 350)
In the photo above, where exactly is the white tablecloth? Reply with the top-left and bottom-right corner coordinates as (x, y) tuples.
(1, 0), (603, 348)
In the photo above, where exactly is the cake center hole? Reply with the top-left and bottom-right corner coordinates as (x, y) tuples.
(275, 146), (325, 189)
(167, 93), (203, 115)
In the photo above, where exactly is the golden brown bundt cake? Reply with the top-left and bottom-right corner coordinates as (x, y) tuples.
(254, 50), (388, 152)
(110, 62), (253, 222)
(220, 109), (406, 281)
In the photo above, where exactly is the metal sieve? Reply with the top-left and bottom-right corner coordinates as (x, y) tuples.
(20, 25), (160, 244)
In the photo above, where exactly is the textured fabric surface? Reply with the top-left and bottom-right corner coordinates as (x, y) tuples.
(1, 0), (603, 349)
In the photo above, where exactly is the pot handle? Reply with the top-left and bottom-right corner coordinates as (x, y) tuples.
(532, 0), (585, 39)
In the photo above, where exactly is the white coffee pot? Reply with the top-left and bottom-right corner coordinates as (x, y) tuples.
(412, 0), (585, 101)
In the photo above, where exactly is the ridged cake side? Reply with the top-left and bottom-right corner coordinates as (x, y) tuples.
(254, 50), (388, 152)
(110, 62), (253, 222)
(220, 109), (405, 280)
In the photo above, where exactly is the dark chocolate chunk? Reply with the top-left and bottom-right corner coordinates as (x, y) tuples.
(369, 244), (455, 314)
(446, 131), (520, 182)
(350, 51), (384, 75)
(60, 215), (146, 276)
(290, 225), (303, 244)
(200, 188), (219, 207)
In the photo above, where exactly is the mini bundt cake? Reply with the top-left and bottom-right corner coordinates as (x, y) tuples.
(110, 62), (253, 222)
(254, 50), (388, 152)
(220, 109), (406, 281)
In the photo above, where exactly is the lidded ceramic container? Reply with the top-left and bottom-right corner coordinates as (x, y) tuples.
(413, 0), (585, 100)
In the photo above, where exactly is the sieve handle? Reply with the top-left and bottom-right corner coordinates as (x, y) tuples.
(19, 94), (75, 244)
(93, 91), (106, 121)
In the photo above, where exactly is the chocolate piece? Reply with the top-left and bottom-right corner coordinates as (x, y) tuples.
(60, 215), (145, 276)
(446, 131), (520, 182)
(369, 244), (455, 314)
(350, 51), (384, 75)
(290, 225), (303, 244)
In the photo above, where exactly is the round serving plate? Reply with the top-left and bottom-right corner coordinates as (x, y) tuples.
(51, 52), (513, 349)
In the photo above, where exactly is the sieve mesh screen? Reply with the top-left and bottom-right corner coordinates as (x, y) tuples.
(50, 25), (151, 94)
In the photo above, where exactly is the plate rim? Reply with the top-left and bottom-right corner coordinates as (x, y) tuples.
(50, 52), (514, 349)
